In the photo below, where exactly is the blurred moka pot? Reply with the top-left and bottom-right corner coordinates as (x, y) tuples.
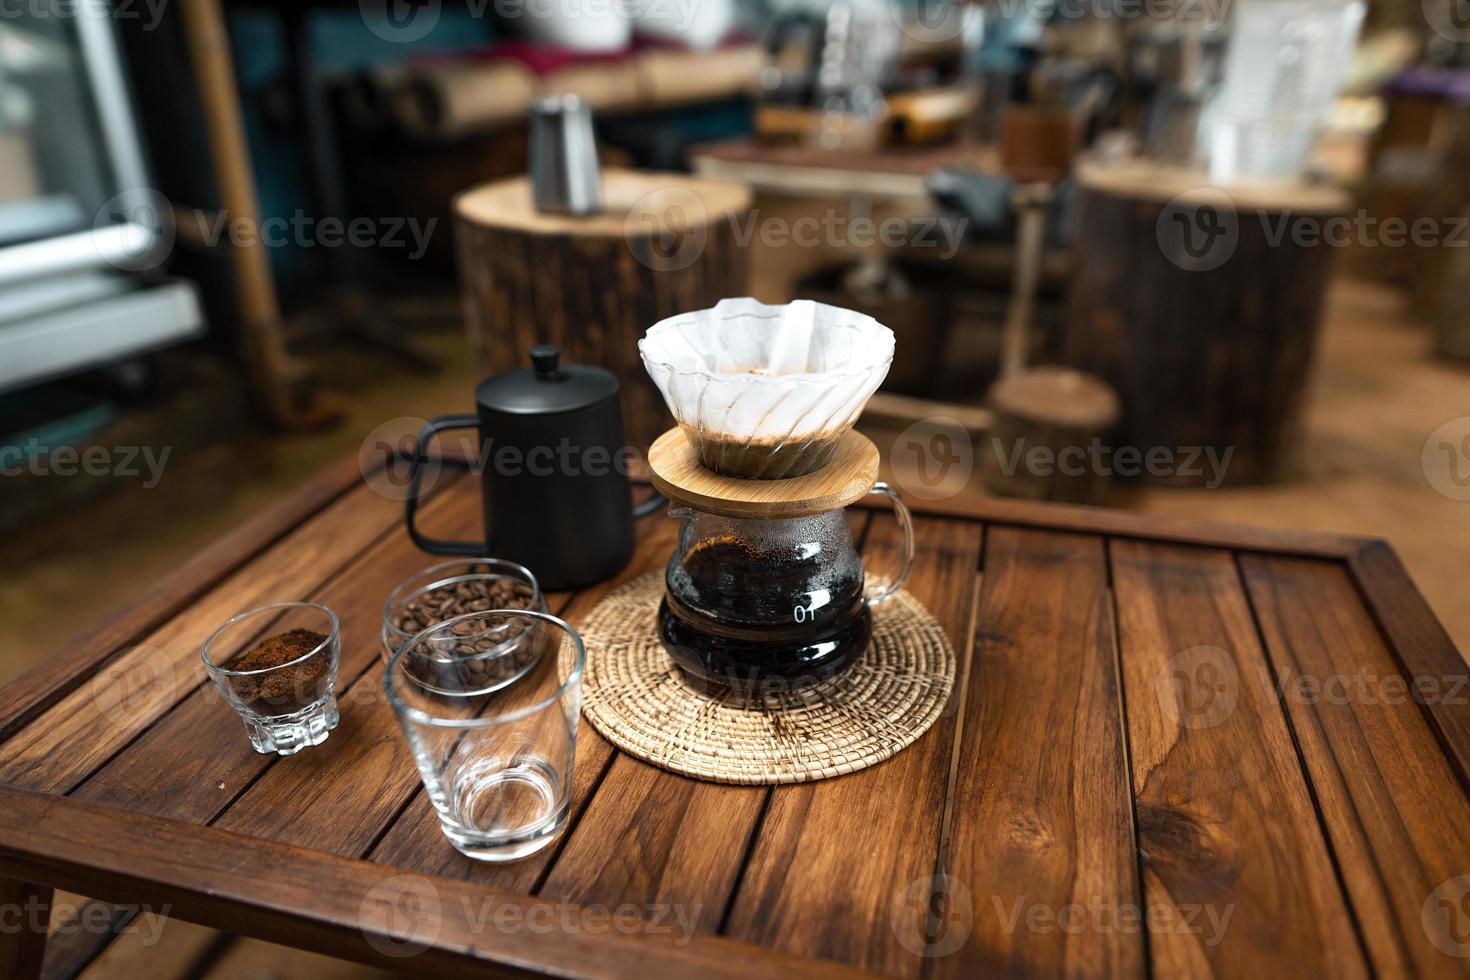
(529, 95), (600, 216)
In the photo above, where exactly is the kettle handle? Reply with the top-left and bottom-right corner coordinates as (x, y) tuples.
(863, 482), (915, 607)
(406, 414), (484, 556)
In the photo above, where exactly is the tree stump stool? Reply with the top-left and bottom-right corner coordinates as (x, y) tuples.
(981, 366), (1120, 505)
(1058, 160), (1349, 485)
(455, 168), (752, 450)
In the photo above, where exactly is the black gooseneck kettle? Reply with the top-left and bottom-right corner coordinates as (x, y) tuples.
(405, 345), (657, 590)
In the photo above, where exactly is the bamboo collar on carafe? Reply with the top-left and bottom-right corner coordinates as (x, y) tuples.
(646, 428), (880, 520)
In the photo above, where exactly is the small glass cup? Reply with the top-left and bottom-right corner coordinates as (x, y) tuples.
(381, 559), (547, 693)
(385, 610), (584, 862)
(201, 601), (341, 755)
(381, 559), (545, 651)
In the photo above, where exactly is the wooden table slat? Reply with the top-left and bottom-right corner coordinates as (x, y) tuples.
(0, 479), (406, 795)
(0, 455), (366, 742)
(537, 752), (767, 935)
(723, 515), (982, 976)
(1110, 539), (1368, 977)
(1348, 540), (1470, 783)
(366, 515), (681, 892)
(937, 526), (1142, 978)
(1242, 553), (1470, 978)
(70, 479), (481, 823)
(531, 512), (879, 933)
(207, 512), (675, 864)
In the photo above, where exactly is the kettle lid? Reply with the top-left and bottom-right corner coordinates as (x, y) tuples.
(475, 345), (620, 415)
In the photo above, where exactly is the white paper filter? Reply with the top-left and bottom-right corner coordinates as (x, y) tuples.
(639, 298), (894, 478)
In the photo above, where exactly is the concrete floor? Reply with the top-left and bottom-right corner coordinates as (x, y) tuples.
(4, 273), (1467, 979)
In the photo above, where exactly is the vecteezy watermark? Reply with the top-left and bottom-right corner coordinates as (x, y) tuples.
(1424, 875), (1470, 958)
(892, 874), (974, 957)
(1257, 211), (1470, 250)
(728, 210), (967, 261)
(623, 189), (969, 272)
(1157, 188), (1240, 272)
(1422, 417), (1470, 501)
(1265, 664), (1469, 709)
(92, 191), (437, 273)
(1157, 645), (1240, 730)
(625, 186), (711, 273)
(992, 897), (1236, 947)
(0, 896), (172, 945)
(1, 0), (170, 29)
(986, 438), (1235, 489)
(1159, 186), (1470, 272)
(357, 872), (701, 959)
(360, 874), (442, 958)
(360, 0), (442, 42)
(0, 441), (171, 488)
(891, 0), (980, 44)
(891, 417), (976, 502)
(359, 417), (435, 503)
(93, 188), (175, 274)
(91, 645), (176, 729)
(1154, 644), (1468, 730)
(180, 209), (437, 261)
(357, 416), (640, 501)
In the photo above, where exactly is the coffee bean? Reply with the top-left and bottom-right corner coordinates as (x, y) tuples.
(393, 574), (539, 691)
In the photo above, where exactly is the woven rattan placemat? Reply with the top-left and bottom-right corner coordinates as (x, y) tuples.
(567, 571), (955, 784)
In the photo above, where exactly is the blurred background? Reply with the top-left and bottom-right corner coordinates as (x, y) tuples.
(0, 0), (1467, 967)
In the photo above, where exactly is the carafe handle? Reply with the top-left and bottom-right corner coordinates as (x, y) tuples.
(863, 482), (915, 606)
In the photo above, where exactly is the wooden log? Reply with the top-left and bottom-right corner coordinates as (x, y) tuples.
(455, 169), (752, 450)
(980, 366), (1120, 504)
(1058, 160), (1348, 485)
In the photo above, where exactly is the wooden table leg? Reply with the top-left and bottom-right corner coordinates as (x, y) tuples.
(0, 877), (51, 980)
(1000, 186), (1051, 377)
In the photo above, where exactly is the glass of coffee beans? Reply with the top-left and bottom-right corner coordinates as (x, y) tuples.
(381, 559), (546, 694)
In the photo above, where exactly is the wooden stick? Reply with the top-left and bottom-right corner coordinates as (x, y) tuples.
(177, 0), (302, 427)
(1001, 185), (1051, 376)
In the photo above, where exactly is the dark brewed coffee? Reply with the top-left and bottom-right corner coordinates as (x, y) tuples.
(658, 536), (869, 691)
(696, 431), (842, 480)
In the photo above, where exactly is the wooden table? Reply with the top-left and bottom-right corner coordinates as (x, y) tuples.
(2, 457), (1468, 978)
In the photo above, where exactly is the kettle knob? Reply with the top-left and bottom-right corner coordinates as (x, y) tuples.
(531, 344), (561, 379)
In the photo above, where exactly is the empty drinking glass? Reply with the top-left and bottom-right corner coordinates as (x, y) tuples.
(201, 601), (341, 755)
(385, 610), (584, 862)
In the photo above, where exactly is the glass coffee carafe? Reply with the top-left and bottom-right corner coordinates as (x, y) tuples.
(657, 483), (914, 690)
(640, 296), (906, 691)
